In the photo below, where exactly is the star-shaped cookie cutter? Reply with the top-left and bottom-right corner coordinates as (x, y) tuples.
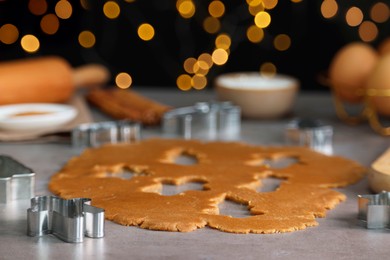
(0, 155), (35, 203)
(27, 195), (105, 243)
(358, 191), (390, 229)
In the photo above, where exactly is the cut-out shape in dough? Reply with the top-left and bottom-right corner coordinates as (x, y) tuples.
(218, 199), (252, 218)
(263, 157), (298, 169)
(173, 154), (198, 165)
(161, 182), (204, 196)
(104, 169), (135, 180)
(257, 177), (283, 193)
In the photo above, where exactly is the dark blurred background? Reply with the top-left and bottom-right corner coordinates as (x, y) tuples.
(0, 0), (389, 90)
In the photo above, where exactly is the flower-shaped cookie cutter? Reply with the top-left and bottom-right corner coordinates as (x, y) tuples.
(0, 155), (35, 203)
(358, 191), (390, 229)
(72, 119), (141, 148)
(27, 195), (105, 243)
(162, 101), (241, 140)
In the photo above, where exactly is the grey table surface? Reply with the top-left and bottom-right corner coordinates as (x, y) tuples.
(1, 88), (390, 260)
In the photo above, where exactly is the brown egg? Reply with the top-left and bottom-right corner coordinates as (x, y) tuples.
(365, 53), (390, 116)
(378, 37), (390, 55)
(329, 42), (379, 103)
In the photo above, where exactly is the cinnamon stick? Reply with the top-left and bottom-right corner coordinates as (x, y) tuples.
(86, 88), (172, 125)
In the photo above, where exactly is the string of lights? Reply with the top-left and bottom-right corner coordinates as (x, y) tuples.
(0, 0), (389, 91)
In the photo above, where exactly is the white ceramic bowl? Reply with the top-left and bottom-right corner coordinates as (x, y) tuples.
(0, 103), (77, 132)
(214, 72), (299, 119)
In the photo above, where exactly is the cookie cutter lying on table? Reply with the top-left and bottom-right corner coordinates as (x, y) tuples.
(358, 191), (390, 229)
(284, 118), (333, 155)
(162, 101), (241, 140)
(0, 155), (35, 203)
(72, 119), (141, 148)
(27, 195), (105, 243)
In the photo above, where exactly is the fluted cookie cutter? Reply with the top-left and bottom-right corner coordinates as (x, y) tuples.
(162, 101), (241, 140)
(358, 191), (390, 229)
(285, 118), (333, 155)
(72, 119), (141, 148)
(27, 195), (105, 243)
(0, 155), (35, 203)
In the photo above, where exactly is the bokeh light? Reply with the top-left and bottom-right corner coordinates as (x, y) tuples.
(184, 58), (197, 74)
(21, 35), (40, 53)
(115, 72), (133, 89)
(0, 24), (19, 44)
(80, 0), (90, 10)
(55, 0), (72, 19)
(28, 0), (47, 16)
(138, 24), (155, 41)
(177, 74), (192, 91)
(263, 0), (278, 10)
(209, 1), (225, 18)
(370, 2), (390, 23)
(203, 17), (221, 34)
(212, 48), (228, 65)
(191, 74), (207, 90)
(103, 1), (121, 19)
(215, 34), (231, 50)
(254, 11), (271, 28)
(40, 14), (60, 35)
(247, 25), (264, 43)
(321, 0), (338, 19)
(260, 62), (277, 77)
(248, 2), (264, 16)
(345, 7), (363, 27)
(274, 34), (291, 51)
(193, 61), (209, 75)
(177, 0), (196, 19)
(247, 0), (262, 7)
(358, 21), (378, 42)
(198, 53), (213, 69)
(78, 31), (96, 48)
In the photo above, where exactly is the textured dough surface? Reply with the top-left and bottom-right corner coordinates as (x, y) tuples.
(49, 138), (366, 234)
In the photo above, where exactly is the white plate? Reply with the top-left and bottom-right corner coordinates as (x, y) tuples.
(0, 103), (77, 132)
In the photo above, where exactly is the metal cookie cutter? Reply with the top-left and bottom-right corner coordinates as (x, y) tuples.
(162, 101), (241, 140)
(285, 118), (333, 155)
(358, 191), (390, 229)
(72, 119), (141, 148)
(27, 195), (105, 243)
(0, 155), (35, 203)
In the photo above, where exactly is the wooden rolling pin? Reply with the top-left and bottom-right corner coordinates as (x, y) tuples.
(0, 56), (111, 105)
